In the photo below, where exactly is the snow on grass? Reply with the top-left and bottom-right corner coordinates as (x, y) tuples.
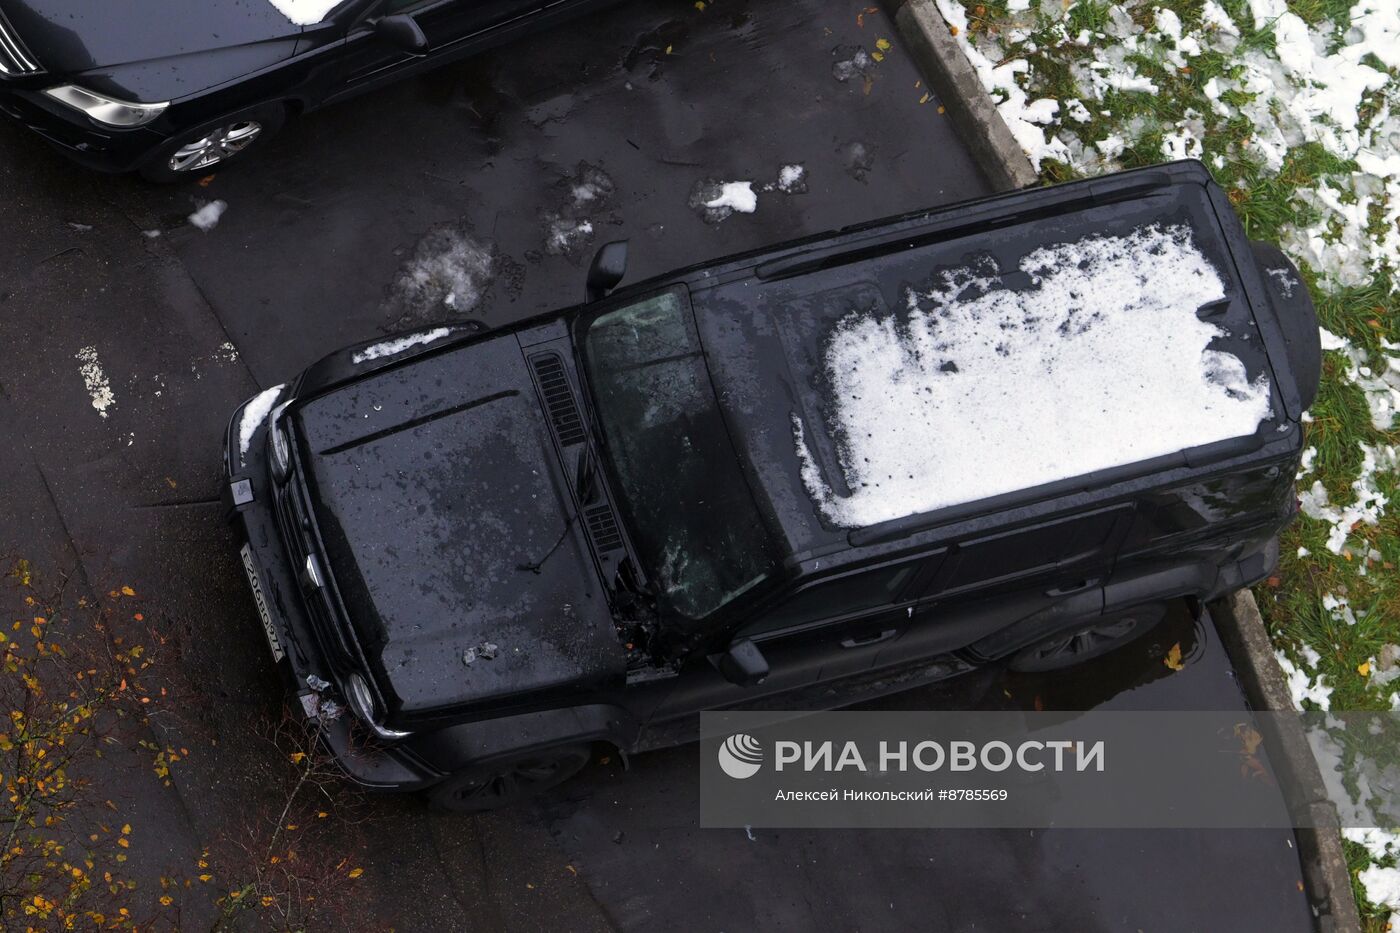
(237, 384), (285, 463)
(1299, 442), (1396, 558)
(351, 327), (453, 364)
(1276, 646), (1333, 709)
(265, 0), (341, 25)
(1320, 329), (1400, 431)
(187, 201), (227, 233)
(934, 0), (1070, 170)
(939, 0), (1398, 290)
(793, 224), (1272, 527)
(74, 346), (115, 419)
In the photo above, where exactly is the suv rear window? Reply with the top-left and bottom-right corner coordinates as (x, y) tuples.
(583, 290), (777, 621)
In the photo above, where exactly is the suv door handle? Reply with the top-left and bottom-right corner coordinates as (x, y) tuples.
(840, 628), (898, 649)
(1045, 578), (1099, 597)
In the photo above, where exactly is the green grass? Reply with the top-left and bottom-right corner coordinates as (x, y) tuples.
(950, 0), (1400, 923)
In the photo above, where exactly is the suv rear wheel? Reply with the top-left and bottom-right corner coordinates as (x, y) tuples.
(1008, 604), (1168, 673)
(425, 744), (592, 812)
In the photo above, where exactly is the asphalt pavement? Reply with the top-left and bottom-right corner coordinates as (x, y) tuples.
(0, 0), (1315, 929)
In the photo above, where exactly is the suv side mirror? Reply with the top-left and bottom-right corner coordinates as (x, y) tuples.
(374, 14), (429, 54)
(585, 240), (629, 302)
(715, 638), (769, 687)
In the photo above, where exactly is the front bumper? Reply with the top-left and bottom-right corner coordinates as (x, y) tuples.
(222, 389), (440, 792)
(0, 85), (164, 173)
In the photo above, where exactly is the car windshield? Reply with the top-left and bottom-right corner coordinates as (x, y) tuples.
(583, 289), (777, 622)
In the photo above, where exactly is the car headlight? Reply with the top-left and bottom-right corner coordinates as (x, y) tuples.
(344, 673), (410, 740)
(270, 424), (292, 482)
(267, 400), (296, 483)
(43, 84), (169, 128)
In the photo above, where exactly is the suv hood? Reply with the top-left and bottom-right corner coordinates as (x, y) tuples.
(291, 336), (624, 722)
(1, 0), (296, 74)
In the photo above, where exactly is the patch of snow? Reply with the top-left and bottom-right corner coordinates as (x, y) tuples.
(265, 0), (341, 25)
(75, 346), (115, 419)
(1298, 445), (1317, 476)
(706, 182), (756, 213)
(1298, 442), (1397, 555)
(187, 200), (227, 232)
(384, 224), (494, 325)
(1161, 124), (1203, 161)
(777, 164), (807, 194)
(1201, 0), (1241, 35)
(351, 327), (453, 364)
(1275, 649), (1332, 709)
(1319, 328), (1400, 431)
(1267, 266), (1299, 297)
(1247, 0), (1288, 29)
(545, 217), (595, 256)
(691, 180), (758, 223)
(1095, 135), (1126, 159)
(932, 0), (1070, 170)
(1359, 866), (1400, 915)
(792, 224), (1273, 527)
(237, 384), (285, 462)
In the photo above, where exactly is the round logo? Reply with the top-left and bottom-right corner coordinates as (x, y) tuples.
(717, 733), (764, 779)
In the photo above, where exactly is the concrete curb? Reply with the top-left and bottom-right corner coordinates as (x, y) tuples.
(1211, 589), (1362, 933)
(889, 0), (1039, 192)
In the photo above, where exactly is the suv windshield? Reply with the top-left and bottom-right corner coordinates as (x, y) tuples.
(582, 289), (777, 621)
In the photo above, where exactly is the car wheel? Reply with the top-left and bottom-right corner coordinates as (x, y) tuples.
(424, 744), (592, 813)
(1007, 604), (1168, 673)
(138, 104), (288, 183)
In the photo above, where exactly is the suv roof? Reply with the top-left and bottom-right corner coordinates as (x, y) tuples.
(686, 163), (1287, 568)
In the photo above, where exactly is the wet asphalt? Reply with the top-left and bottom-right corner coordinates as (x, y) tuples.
(0, 0), (1314, 929)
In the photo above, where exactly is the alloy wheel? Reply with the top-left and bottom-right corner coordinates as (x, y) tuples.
(167, 121), (263, 173)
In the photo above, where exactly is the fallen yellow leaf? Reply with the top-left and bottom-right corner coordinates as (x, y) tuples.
(1164, 643), (1185, 671)
(348, 868), (364, 879)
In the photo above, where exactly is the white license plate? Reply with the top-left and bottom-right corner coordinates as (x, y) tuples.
(241, 543), (285, 663)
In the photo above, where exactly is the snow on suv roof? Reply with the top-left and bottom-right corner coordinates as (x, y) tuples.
(791, 223), (1273, 528)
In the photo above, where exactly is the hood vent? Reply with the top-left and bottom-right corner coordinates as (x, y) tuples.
(585, 504), (623, 552)
(530, 353), (585, 447)
(0, 12), (41, 75)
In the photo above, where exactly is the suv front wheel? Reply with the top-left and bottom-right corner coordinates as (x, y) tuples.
(425, 744), (593, 812)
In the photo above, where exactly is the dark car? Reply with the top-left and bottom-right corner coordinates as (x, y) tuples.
(0, 0), (614, 180)
(223, 162), (1322, 810)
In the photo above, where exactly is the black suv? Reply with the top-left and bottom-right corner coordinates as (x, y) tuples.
(223, 163), (1321, 810)
(0, 0), (616, 180)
